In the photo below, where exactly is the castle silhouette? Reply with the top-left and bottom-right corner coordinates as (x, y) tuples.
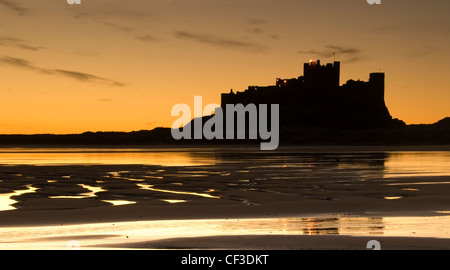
(221, 60), (397, 129)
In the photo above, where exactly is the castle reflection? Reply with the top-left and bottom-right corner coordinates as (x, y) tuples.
(301, 216), (384, 236)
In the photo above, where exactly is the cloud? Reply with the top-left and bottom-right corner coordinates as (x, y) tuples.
(53, 69), (125, 87)
(135, 34), (158, 42)
(245, 19), (280, 40)
(0, 36), (46, 51)
(94, 19), (133, 33)
(297, 49), (330, 58)
(245, 27), (280, 40)
(72, 12), (135, 34)
(247, 27), (264, 34)
(248, 19), (268, 25)
(98, 98), (115, 102)
(298, 45), (363, 62)
(175, 31), (267, 52)
(0, 56), (43, 71)
(326, 45), (361, 55)
(0, 0), (28, 16)
(72, 9), (158, 33)
(0, 56), (125, 87)
(73, 11), (162, 45)
(72, 9), (152, 21)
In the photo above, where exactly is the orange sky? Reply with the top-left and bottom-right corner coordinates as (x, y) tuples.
(0, 0), (449, 134)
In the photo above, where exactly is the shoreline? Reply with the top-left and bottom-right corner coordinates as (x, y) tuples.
(0, 144), (450, 151)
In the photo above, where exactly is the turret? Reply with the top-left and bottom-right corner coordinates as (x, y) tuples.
(369, 72), (385, 103)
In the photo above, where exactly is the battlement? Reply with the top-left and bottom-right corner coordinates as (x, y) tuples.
(303, 60), (340, 89)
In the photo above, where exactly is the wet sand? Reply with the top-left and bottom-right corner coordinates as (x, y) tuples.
(105, 235), (450, 250)
(0, 147), (449, 249)
(1, 164), (450, 225)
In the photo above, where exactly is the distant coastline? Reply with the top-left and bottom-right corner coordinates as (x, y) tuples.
(0, 117), (449, 147)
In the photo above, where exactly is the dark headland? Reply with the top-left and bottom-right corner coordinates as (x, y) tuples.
(1, 60), (449, 146)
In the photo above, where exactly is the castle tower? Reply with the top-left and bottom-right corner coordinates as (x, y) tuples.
(333, 61), (340, 87)
(221, 89), (236, 108)
(369, 72), (385, 104)
(303, 60), (340, 89)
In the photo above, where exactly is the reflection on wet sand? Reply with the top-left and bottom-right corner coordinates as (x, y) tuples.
(384, 152), (450, 177)
(1, 214), (450, 249)
(0, 185), (37, 211)
(137, 184), (220, 199)
(302, 217), (384, 235)
(0, 148), (219, 166)
(102, 200), (136, 206)
(0, 148), (449, 175)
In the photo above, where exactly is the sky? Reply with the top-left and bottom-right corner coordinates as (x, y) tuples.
(0, 0), (449, 134)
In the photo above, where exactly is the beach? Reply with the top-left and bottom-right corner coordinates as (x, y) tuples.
(0, 146), (450, 250)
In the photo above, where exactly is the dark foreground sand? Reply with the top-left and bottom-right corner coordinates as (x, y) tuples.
(0, 147), (449, 249)
(101, 235), (450, 250)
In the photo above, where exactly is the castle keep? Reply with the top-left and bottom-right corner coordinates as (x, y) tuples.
(221, 60), (394, 129)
